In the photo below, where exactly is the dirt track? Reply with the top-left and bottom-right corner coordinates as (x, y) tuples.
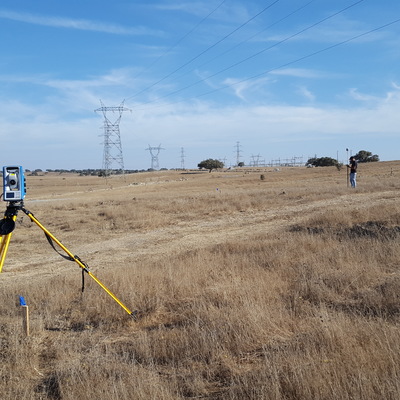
(1, 187), (397, 285)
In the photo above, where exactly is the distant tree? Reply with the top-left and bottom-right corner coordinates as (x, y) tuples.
(354, 150), (379, 163)
(198, 159), (224, 172)
(237, 162), (245, 167)
(306, 157), (341, 168)
(98, 170), (109, 177)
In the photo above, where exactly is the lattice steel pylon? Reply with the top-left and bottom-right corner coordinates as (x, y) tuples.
(235, 141), (242, 166)
(146, 144), (165, 170)
(95, 100), (131, 176)
(180, 147), (185, 170)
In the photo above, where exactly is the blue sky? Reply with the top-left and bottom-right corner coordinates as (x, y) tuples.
(1, 0), (399, 170)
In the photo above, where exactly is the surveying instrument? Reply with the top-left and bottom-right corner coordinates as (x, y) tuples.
(0, 166), (137, 318)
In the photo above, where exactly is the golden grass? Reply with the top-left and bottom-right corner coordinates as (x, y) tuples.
(1, 161), (399, 399)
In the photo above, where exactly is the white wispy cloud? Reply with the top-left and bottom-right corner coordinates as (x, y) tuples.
(222, 76), (270, 101)
(270, 68), (325, 79)
(153, 1), (249, 23)
(153, 2), (212, 15)
(260, 13), (386, 46)
(0, 9), (161, 35)
(297, 86), (316, 102)
(2, 82), (400, 169)
(349, 88), (379, 102)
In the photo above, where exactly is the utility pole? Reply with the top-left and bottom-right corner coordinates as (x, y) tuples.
(146, 144), (165, 170)
(95, 100), (131, 176)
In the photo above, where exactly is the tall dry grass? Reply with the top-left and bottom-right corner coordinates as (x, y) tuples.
(0, 162), (399, 399)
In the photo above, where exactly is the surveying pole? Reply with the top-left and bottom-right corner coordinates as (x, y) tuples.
(346, 148), (349, 187)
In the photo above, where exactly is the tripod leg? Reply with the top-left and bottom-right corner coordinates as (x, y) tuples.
(21, 207), (136, 318)
(0, 215), (17, 273)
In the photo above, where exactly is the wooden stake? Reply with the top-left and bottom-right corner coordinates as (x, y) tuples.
(21, 305), (30, 337)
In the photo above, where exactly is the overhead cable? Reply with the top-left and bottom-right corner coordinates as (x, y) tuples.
(134, 0), (366, 107)
(135, 16), (400, 110)
(167, 0), (317, 85)
(131, 0), (228, 82)
(126, 0), (282, 101)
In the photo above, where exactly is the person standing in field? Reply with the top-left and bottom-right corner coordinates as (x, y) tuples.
(347, 156), (358, 188)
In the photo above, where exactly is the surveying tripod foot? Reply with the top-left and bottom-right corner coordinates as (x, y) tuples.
(130, 310), (140, 321)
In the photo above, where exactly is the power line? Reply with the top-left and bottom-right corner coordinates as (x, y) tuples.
(126, 0), (282, 102)
(195, 17), (400, 101)
(128, 0), (228, 87)
(168, 0), (317, 86)
(135, 16), (400, 111)
(133, 0), (366, 107)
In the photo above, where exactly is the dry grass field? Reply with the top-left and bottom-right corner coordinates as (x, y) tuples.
(0, 161), (399, 399)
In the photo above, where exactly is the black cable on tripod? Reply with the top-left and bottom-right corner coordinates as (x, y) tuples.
(44, 232), (89, 293)
(44, 232), (74, 261)
(17, 205), (135, 317)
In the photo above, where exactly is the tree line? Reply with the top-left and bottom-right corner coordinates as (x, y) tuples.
(197, 150), (380, 172)
(306, 150), (379, 168)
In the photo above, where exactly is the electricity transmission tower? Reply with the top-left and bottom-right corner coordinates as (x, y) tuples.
(146, 144), (165, 170)
(250, 154), (262, 167)
(219, 157), (227, 166)
(95, 100), (131, 176)
(235, 141), (242, 166)
(180, 147), (186, 170)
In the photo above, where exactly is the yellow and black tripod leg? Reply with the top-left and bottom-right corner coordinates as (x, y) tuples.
(20, 207), (137, 319)
(0, 215), (17, 273)
(0, 204), (19, 273)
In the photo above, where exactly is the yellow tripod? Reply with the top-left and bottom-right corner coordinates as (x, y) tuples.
(0, 201), (137, 319)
